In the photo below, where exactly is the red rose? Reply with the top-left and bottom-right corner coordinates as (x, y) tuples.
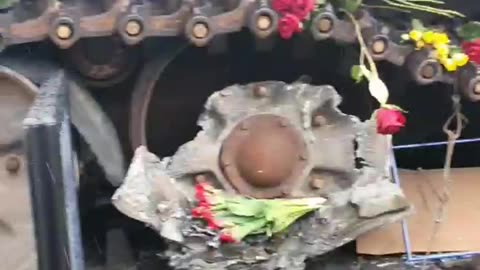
(462, 39), (480, 65)
(292, 0), (315, 19)
(278, 14), (302, 39)
(376, 108), (406, 135)
(272, 0), (315, 19)
(271, 0), (292, 14)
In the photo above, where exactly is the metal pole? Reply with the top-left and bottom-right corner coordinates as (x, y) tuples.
(391, 140), (480, 263)
(393, 138), (480, 150)
(390, 149), (414, 261)
(24, 71), (85, 270)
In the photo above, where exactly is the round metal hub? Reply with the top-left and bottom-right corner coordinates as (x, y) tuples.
(220, 114), (308, 198)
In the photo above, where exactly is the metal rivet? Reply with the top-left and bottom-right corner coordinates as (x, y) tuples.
(240, 122), (248, 130)
(372, 38), (387, 54)
(253, 85), (268, 97)
(420, 62), (436, 79)
(192, 22), (209, 39)
(310, 177), (324, 189)
(317, 17), (333, 33)
(256, 15), (272, 31)
(56, 24), (73, 40)
(5, 155), (20, 174)
(125, 20), (142, 37)
(221, 160), (231, 168)
(312, 115), (327, 127)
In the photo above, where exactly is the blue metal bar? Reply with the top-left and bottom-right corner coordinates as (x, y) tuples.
(390, 138), (480, 264)
(393, 138), (480, 150)
(406, 252), (480, 263)
(390, 149), (414, 261)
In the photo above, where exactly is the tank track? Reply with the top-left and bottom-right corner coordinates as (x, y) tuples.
(0, 0), (479, 101)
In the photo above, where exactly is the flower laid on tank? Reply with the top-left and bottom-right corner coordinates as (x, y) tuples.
(456, 21), (480, 65)
(278, 13), (303, 39)
(375, 106), (406, 135)
(271, 0), (316, 39)
(191, 182), (326, 243)
(462, 39), (480, 65)
(346, 11), (407, 135)
(402, 26), (469, 72)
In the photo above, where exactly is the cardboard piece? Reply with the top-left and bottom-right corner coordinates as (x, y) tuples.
(356, 168), (480, 255)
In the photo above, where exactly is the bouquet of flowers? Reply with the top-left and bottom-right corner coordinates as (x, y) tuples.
(191, 182), (327, 243)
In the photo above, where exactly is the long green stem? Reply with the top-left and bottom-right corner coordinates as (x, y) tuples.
(406, 0), (445, 4)
(343, 10), (378, 76)
(382, 0), (464, 18)
(396, 0), (464, 17)
(361, 4), (412, 13)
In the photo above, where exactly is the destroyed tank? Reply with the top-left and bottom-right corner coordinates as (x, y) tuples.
(1, 1), (480, 270)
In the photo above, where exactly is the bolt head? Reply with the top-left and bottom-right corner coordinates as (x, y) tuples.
(317, 17), (333, 33)
(420, 62), (437, 79)
(253, 85), (268, 97)
(310, 177), (324, 189)
(372, 38), (387, 54)
(126, 20), (142, 36)
(312, 115), (327, 127)
(256, 15), (272, 31)
(5, 156), (20, 174)
(192, 22), (209, 39)
(56, 24), (73, 40)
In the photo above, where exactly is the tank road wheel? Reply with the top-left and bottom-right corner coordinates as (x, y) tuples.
(0, 53), (128, 269)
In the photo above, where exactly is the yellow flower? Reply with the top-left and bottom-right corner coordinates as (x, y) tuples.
(409, 30), (423, 42)
(422, 31), (435, 44)
(416, 40), (425, 49)
(452, 53), (469, 67)
(432, 32), (450, 45)
(435, 43), (450, 58)
(440, 58), (457, 72)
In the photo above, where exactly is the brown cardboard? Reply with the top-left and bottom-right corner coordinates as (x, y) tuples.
(356, 168), (480, 255)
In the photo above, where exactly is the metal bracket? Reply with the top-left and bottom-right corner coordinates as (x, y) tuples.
(23, 71), (85, 270)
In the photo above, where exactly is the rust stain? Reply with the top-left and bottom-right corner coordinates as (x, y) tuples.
(10, 19), (49, 39)
(80, 15), (115, 33)
(150, 18), (181, 32)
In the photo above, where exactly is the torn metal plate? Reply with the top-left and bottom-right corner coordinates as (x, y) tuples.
(113, 81), (411, 270)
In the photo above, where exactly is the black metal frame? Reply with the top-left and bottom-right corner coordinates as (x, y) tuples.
(24, 72), (85, 270)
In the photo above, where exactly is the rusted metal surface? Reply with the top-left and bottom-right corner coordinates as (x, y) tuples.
(64, 36), (139, 87)
(129, 39), (188, 150)
(220, 115), (307, 198)
(0, 66), (37, 149)
(0, 0), (477, 100)
(0, 55), (125, 186)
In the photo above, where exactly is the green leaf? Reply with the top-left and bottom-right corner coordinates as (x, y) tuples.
(228, 218), (268, 241)
(449, 46), (462, 55)
(214, 212), (259, 226)
(225, 199), (265, 217)
(411, 19), (426, 31)
(457, 21), (480, 41)
(351, 65), (364, 83)
(316, 0), (327, 6)
(343, 0), (362, 13)
(271, 208), (313, 233)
